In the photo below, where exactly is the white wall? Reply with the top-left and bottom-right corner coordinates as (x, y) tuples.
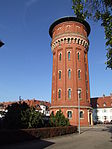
(96, 108), (112, 122)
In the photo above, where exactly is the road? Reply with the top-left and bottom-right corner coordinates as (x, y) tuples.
(1, 125), (112, 149)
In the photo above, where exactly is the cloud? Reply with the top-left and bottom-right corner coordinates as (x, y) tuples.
(26, 0), (38, 7)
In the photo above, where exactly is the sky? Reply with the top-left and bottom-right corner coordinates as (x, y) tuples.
(0, 0), (111, 102)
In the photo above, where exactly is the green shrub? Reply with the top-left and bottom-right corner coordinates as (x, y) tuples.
(49, 110), (70, 127)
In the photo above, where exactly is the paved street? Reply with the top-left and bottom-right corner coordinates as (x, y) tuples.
(1, 125), (112, 149)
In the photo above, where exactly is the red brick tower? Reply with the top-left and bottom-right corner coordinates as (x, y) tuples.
(49, 17), (93, 126)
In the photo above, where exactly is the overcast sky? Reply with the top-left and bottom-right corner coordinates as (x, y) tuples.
(0, 0), (111, 102)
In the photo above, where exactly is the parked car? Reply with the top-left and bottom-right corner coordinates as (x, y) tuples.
(104, 120), (110, 124)
(110, 120), (112, 124)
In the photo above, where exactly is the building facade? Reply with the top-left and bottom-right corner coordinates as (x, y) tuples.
(49, 17), (93, 126)
(91, 95), (112, 123)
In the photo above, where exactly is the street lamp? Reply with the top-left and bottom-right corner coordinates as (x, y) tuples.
(78, 90), (80, 134)
(0, 40), (4, 48)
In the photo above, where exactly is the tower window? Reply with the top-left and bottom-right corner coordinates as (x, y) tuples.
(59, 53), (62, 61)
(78, 52), (80, 60)
(80, 111), (84, 118)
(59, 71), (61, 80)
(68, 51), (70, 60)
(78, 69), (81, 79)
(78, 89), (82, 99)
(68, 69), (71, 79)
(67, 111), (72, 119)
(58, 89), (61, 99)
(68, 88), (71, 99)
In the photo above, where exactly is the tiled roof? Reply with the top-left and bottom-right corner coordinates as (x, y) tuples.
(90, 96), (112, 108)
(0, 99), (51, 109)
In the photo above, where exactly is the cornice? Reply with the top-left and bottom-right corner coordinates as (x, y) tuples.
(50, 105), (92, 109)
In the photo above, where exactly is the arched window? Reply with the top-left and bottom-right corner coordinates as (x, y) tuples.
(59, 53), (62, 61)
(67, 111), (72, 119)
(59, 71), (61, 80)
(78, 52), (80, 60)
(78, 89), (81, 99)
(68, 89), (71, 99)
(80, 111), (84, 118)
(68, 69), (71, 79)
(78, 69), (81, 79)
(68, 51), (70, 60)
(58, 89), (61, 99)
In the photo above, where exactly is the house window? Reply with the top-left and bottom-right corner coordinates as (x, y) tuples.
(78, 52), (80, 60)
(104, 109), (106, 112)
(80, 111), (84, 118)
(59, 53), (62, 61)
(104, 116), (107, 120)
(58, 89), (61, 99)
(78, 89), (82, 99)
(68, 51), (70, 60)
(67, 111), (72, 119)
(59, 71), (61, 80)
(68, 89), (71, 99)
(68, 69), (71, 79)
(97, 116), (99, 120)
(78, 69), (81, 79)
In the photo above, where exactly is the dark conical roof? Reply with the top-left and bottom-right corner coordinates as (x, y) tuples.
(49, 16), (90, 38)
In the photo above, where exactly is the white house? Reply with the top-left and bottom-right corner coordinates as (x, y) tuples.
(91, 95), (112, 123)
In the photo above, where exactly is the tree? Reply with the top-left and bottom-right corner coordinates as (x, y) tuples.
(72, 0), (112, 69)
(4, 102), (29, 129)
(21, 107), (44, 128)
(49, 110), (70, 127)
(3, 102), (44, 129)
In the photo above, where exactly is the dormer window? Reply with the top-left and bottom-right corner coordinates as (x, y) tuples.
(103, 102), (106, 107)
(97, 104), (99, 107)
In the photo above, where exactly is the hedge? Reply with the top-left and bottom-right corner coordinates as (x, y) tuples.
(0, 126), (77, 145)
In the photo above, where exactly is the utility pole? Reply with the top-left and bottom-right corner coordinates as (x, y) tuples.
(78, 90), (80, 134)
